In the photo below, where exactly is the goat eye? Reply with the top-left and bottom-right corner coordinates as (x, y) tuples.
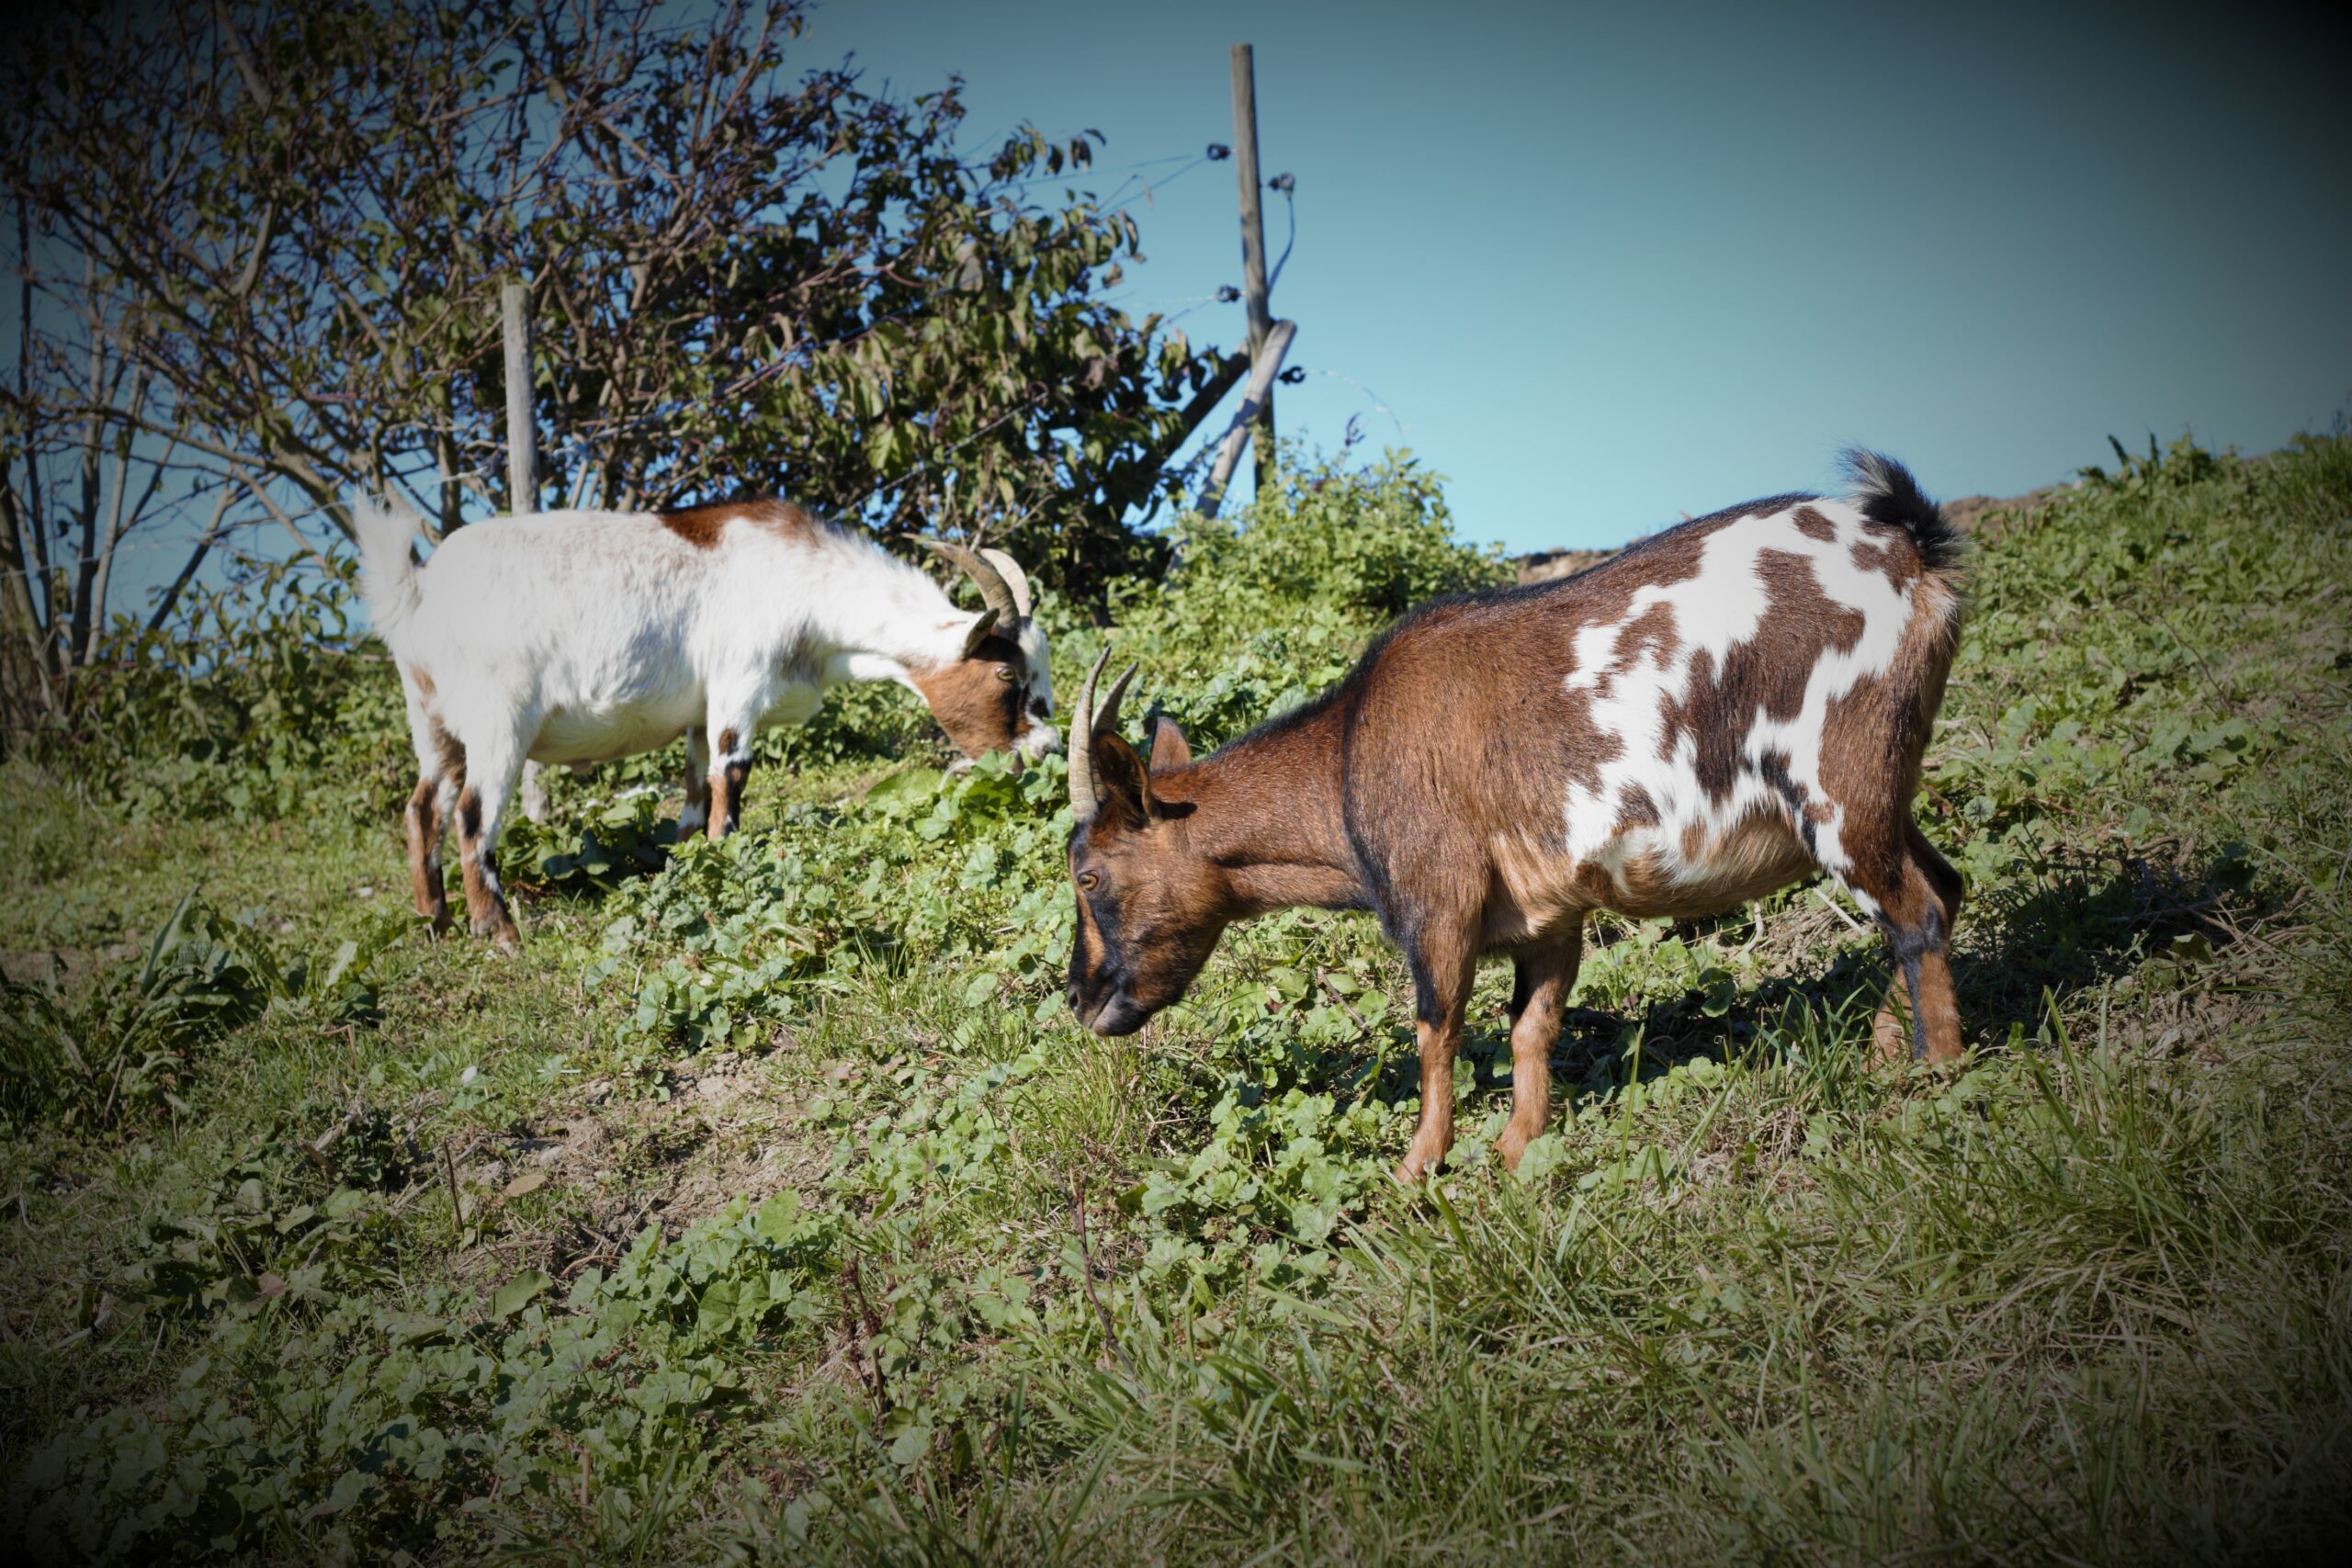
(1078, 872), (1100, 891)
(995, 667), (1016, 683)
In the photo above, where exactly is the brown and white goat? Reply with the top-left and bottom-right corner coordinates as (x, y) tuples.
(1063, 453), (1966, 1181)
(355, 497), (1056, 951)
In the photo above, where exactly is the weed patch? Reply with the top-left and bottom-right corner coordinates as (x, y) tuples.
(5, 438), (2349, 1562)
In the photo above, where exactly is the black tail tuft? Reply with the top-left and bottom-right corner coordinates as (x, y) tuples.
(1841, 449), (1962, 575)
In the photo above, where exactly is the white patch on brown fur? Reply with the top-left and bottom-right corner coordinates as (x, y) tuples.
(1557, 501), (1930, 898)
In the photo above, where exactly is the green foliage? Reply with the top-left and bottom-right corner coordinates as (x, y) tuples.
(16, 1188), (840, 1562)
(589, 751), (1076, 1066)
(25, 552), (408, 824)
(1130, 447), (1507, 638)
(1106, 447), (1510, 747)
(4, 437), (2350, 1562)
(2, 0), (1242, 611)
(2, 889), (401, 1130)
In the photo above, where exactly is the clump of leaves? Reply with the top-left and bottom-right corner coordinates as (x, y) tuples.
(500, 789), (678, 894)
(0, 890), (402, 1129)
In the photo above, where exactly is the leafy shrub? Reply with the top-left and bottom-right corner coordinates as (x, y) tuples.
(1098, 447), (1510, 749)
(21, 552), (412, 824)
(15, 1190), (840, 1562)
(1, 890), (402, 1129)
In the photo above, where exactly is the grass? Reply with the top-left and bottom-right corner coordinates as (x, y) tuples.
(3, 434), (2348, 1563)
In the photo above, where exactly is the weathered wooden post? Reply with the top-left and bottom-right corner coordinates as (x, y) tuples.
(503, 280), (549, 822)
(502, 281), (537, 515)
(1198, 319), (1296, 519)
(1229, 43), (1276, 493)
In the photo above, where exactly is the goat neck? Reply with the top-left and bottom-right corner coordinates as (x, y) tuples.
(1152, 702), (1368, 918)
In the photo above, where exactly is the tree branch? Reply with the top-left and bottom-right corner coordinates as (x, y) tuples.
(146, 483), (239, 633)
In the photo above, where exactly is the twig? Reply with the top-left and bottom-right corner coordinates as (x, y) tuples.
(1812, 886), (1866, 934)
(307, 1097), (364, 1170)
(1070, 1178), (1136, 1379)
(441, 1143), (465, 1235)
(1317, 969), (1374, 1033)
(842, 1255), (890, 1421)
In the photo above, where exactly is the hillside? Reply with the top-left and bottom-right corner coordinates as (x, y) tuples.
(3, 438), (2348, 1564)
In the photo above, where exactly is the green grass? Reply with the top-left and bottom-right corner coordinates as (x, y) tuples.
(3, 436), (2348, 1563)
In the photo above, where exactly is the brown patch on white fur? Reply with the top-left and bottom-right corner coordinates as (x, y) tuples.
(403, 710), (464, 933)
(404, 778), (450, 931)
(657, 498), (822, 550)
(1850, 534), (1921, 593)
(906, 634), (1028, 761)
(1658, 549), (1865, 797)
(454, 784), (519, 951)
(707, 727), (749, 839)
(1661, 812), (1817, 913)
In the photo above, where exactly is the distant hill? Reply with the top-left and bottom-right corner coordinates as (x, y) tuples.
(1511, 486), (2057, 583)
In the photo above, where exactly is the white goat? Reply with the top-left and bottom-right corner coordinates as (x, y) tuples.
(354, 497), (1057, 950)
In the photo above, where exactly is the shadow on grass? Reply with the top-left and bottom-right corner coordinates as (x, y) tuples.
(1320, 844), (2268, 1120)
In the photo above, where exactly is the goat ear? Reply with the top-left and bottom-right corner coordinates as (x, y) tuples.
(960, 607), (1001, 657)
(1091, 730), (1156, 827)
(1148, 716), (1192, 773)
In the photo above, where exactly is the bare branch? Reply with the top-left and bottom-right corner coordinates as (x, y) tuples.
(146, 483), (241, 633)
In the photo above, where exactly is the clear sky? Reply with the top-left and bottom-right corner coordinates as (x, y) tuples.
(828, 0), (2349, 552)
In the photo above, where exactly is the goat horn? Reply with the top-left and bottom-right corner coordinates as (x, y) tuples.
(920, 538), (1021, 625)
(1095, 660), (1136, 739)
(1069, 646), (1111, 820)
(977, 547), (1034, 619)
(1068, 645), (1138, 823)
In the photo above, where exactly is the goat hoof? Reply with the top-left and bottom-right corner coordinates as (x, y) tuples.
(1870, 1006), (1910, 1064)
(469, 915), (521, 953)
(1393, 1145), (1446, 1185)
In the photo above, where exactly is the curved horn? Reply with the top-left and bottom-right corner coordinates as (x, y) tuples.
(1069, 646), (1112, 821)
(977, 547), (1034, 619)
(920, 538), (1020, 625)
(1094, 660), (1136, 739)
(1068, 645), (1138, 823)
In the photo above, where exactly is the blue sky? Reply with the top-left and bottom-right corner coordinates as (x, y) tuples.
(834, 0), (2349, 552)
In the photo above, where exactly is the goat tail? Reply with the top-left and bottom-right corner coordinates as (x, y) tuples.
(1841, 449), (1963, 578)
(351, 494), (425, 654)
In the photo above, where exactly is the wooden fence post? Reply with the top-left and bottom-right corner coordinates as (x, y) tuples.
(502, 282), (537, 515)
(1229, 43), (1276, 494)
(1198, 319), (1296, 519)
(503, 280), (549, 822)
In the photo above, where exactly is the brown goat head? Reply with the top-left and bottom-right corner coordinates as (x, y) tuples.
(907, 619), (1045, 764)
(909, 544), (1058, 766)
(1065, 660), (1228, 1034)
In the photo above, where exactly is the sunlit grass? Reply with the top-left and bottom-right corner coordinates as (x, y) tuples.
(4, 435), (2348, 1562)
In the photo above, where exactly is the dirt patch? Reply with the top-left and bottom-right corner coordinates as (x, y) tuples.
(3, 938), (142, 991)
(435, 1045), (831, 1293)
(1939, 487), (2061, 544)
